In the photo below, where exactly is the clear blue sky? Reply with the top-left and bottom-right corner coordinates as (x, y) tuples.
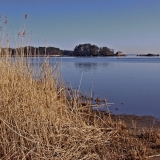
(0, 0), (160, 54)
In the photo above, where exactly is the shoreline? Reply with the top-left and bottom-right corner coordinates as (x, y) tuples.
(8, 54), (160, 58)
(110, 114), (160, 129)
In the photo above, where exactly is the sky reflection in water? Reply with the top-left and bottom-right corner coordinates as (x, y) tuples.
(31, 56), (160, 119)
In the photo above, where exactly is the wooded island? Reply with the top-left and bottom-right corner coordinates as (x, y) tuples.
(0, 43), (125, 56)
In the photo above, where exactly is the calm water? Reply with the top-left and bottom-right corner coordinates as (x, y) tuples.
(31, 56), (160, 118)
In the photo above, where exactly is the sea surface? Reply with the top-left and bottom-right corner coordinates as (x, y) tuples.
(30, 56), (160, 119)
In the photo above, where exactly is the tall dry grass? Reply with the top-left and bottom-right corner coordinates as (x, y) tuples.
(0, 54), (113, 159)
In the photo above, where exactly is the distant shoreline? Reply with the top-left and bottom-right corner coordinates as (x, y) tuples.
(137, 53), (160, 57)
(10, 54), (160, 57)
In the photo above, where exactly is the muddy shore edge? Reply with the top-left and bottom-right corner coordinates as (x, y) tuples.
(110, 114), (160, 129)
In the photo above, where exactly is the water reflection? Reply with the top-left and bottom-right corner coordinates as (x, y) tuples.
(26, 57), (160, 118)
(75, 62), (109, 72)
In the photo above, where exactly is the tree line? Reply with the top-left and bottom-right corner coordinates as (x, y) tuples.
(0, 43), (120, 56)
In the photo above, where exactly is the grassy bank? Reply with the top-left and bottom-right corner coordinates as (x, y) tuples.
(0, 53), (160, 159)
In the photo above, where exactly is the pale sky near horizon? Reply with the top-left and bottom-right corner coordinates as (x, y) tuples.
(0, 0), (160, 54)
